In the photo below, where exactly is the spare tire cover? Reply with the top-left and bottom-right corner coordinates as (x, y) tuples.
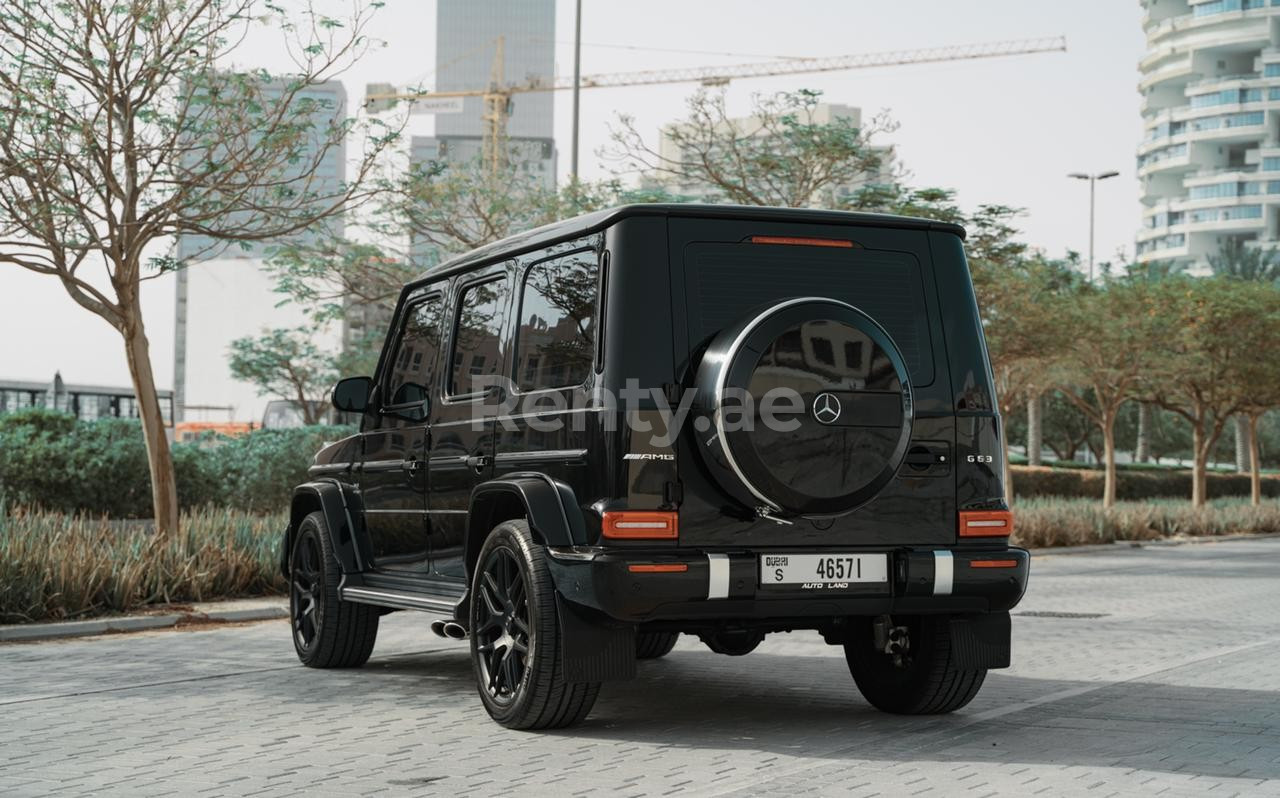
(691, 297), (914, 518)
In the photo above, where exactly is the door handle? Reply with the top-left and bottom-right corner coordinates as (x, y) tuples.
(401, 458), (425, 474)
(465, 454), (491, 472)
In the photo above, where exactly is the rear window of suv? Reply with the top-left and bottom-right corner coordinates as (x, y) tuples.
(683, 242), (934, 386)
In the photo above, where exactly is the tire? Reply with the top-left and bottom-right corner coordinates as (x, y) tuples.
(289, 511), (379, 668)
(700, 629), (765, 656)
(635, 631), (679, 660)
(844, 615), (986, 715)
(469, 519), (600, 730)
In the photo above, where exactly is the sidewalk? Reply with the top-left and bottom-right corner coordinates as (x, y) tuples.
(0, 597), (287, 643)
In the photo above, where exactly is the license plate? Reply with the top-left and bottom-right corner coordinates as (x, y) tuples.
(759, 553), (889, 590)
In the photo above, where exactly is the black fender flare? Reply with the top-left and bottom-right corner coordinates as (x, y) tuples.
(281, 479), (366, 577)
(466, 472), (587, 577)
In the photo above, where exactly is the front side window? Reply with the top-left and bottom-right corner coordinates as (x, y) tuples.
(449, 277), (511, 396)
(385, 296), (444, 409)
(514, 251), (600, 391)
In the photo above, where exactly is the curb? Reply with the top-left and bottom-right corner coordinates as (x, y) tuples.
(0, 602), (288, 643)
(1029, 530), (1280, 557)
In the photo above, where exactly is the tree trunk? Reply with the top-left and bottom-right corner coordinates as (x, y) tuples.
(1191, 421), (1207, 508)
(1249, 413), (1263, 506)
(123, 316), (180, 538)
(1102, 413), (1118, 509)
(1027, 393), (1042, 467)
(1235, 415), (1251, 473)
(296, 385), (318, 425)
(1135, 402), (1151, 463)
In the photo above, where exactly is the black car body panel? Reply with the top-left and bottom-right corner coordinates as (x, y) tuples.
(285, 203), (1026, 681)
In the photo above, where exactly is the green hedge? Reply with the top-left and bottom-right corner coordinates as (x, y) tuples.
(1012, 464), (1280, 501)
(0, 408), (352, 517)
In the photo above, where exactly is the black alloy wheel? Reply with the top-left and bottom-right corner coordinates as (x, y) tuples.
(473, 545), (532, 703)
(288, 512), (379, 668)
(469, 519), (600, 729)
(290, 527), (323, 655)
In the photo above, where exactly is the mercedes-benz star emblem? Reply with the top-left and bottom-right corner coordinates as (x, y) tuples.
(812, 392), (842, 425)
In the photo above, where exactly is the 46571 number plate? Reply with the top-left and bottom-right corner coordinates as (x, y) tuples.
(759, 553), (889, 590)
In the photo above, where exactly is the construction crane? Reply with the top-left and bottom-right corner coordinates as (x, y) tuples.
(366, 35), (1067, 178)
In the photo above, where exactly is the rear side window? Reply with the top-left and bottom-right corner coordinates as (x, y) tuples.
(385, 295), (443, 407)
(684, 242), (934, 385)
(514, 251), (600, 391)
(449, 277), (511, 397)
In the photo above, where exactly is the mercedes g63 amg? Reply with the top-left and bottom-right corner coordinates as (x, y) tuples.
(281, 204), (1029, 730)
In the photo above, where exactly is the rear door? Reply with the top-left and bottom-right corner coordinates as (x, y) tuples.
(427, 265), (514, 581)
(669, 217), (956, 547)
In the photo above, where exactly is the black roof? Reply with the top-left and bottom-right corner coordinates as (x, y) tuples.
(412, 203), (967, 286)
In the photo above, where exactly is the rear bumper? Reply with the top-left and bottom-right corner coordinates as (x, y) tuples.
(546, 545), (1029, 623)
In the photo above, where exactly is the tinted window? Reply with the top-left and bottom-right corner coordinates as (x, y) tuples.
(515, 252), (600, 391)
(685, 243), (934, 385)
(450, 277), (511, 396)
(386, 296), (444, 407)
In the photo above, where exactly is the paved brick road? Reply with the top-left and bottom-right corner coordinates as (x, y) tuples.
(2, 538), (1279, 797)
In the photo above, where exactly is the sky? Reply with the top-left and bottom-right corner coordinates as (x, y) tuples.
(0, 0), (1146, 391)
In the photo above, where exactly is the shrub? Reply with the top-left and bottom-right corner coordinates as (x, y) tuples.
(180, 425), (354, 513)
(1012, 464), (1280, 501)
(1012, 497), (1280, 548)
(0, 506), (286, 623)
(0, 408), (352, 517)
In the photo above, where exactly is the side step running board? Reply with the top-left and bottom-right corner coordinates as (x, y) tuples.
(341, 585), (458, 615)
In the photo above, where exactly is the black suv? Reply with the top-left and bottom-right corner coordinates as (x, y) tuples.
(281, 204), (1029, 730)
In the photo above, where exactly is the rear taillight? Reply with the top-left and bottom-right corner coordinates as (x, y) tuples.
(602, 511), (679, 540)
(959, 509), (1013, 538)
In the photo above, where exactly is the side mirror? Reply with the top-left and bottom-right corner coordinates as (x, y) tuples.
(383, 382), (431, 422)
(332, 376), (374, 414)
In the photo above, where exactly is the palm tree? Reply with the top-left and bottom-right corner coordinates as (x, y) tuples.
(1207, 238), (1280, 283)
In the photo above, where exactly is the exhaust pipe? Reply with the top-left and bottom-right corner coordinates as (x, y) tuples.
(430, 620), (469, 640)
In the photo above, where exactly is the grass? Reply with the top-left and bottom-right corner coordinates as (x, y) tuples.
(0, 507), (286, 624)
(3, 498), (1277, 624)
(1012, 497), (1280, 548)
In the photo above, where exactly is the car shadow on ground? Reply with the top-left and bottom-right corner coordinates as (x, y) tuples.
(362, 643), (1280, 781)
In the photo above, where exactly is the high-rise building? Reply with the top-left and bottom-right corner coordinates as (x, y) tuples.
(408, 1), (557, 237)
(173, 78), (347, 423)
(434, 0), (555, 145)
(645, 103), (895, 207)
(1137, 0), (1280, 268)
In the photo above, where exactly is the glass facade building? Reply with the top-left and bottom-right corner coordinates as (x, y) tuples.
(1138, 0), (1280, 266)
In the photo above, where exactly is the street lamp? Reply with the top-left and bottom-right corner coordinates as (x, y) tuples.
(1068, 170), (1120, 282)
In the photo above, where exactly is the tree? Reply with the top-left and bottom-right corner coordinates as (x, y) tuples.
(264, 154), (628, 381)
(1206, 238), (1280, 472)
(1041, 390), (1098, 462)
(394, 155), (625, 260)
(1121, 258), (1190, 464)
(1050, 282), (1161, 507)
(0, 0), (394, 535)
(1144, 277), (1280, 506)
(1232, 291), (1280, 504)
(853, 187), (1063, 501)
(228, 328), (336, 426)
(603, 88), (895, 208)
(1207, 237), (1280, 283)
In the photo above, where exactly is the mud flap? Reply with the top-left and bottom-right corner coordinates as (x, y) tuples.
(556, 594), (636, 683)
(950, 611), (1011, 670)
